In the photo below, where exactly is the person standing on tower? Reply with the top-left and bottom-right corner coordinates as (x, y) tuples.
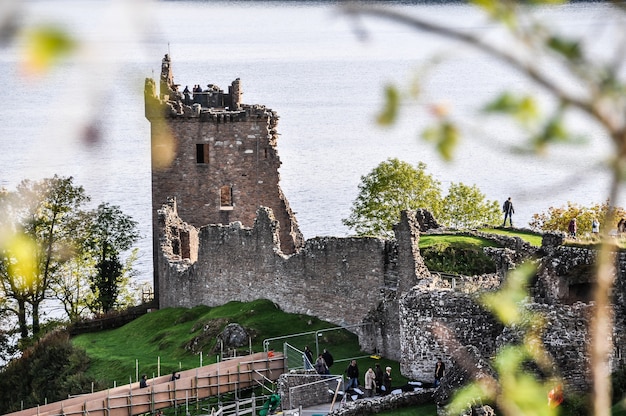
(502, 197), (514, 227)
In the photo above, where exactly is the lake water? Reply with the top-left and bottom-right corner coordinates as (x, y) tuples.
(0, 1), (623, 285)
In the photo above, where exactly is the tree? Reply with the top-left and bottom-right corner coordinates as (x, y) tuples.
(0, 175), (88, 339)
(83, 203), (140, 314)
(53, 255), (96, 322)
(343, 158), (501, 236)
(439, 182), (501, 229)
(0, 330), (95, 414)
(342, 158), (442, 237)
(530, 201), (626, 237)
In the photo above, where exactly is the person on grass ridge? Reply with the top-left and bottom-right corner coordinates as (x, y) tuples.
(502, 197), (514, 227)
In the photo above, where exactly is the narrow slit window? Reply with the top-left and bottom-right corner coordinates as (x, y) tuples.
(220, 185), (233, 210)
(196, 144), (209, 164)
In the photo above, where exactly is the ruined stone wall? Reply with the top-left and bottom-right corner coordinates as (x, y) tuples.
(157, 205), (428, 361)
(277, 372), (333, 410)
(399, 287), (504, 382)
(398, 239), (626, 393)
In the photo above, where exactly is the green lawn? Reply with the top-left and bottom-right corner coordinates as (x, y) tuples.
(72, 299), (410, 388)
(419, 229), (543, 250)
(479, 228), (543, 246)
(419, 233), (500, 248)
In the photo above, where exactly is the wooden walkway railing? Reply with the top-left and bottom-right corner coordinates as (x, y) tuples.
(4, 351), (285, 416)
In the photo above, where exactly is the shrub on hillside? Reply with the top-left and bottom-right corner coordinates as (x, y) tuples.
(422, 242), (496, 275)
(0, 330), (98, 414)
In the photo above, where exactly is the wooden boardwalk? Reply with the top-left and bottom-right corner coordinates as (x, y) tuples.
(4, 351), (285, 416)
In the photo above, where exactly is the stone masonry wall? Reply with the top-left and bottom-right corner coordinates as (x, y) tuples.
(399, 287), (504, 382)
(157, 205), (428, 361)
(277, 372), (333, 410)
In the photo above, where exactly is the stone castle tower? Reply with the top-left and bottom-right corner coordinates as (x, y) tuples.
(145, 54), (304, 298)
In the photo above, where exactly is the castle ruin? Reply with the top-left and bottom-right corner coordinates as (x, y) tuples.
(145, 56), (625, 407)
(144, 54), (303, 299)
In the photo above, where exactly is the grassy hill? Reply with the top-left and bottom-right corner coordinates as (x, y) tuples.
(71, 299), (411, 389)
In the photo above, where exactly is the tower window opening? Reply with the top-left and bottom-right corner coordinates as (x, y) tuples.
(196, 144), (209, 164)
(220, 185), (233, 210)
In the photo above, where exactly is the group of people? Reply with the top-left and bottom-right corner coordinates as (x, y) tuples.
(304, 345), (334, 376)
(307, 346), (449, 398)
(346, 360), (393, 397)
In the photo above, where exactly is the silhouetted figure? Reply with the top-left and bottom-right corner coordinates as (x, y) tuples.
(502, 197), (514, 227)
(434, 358), (445, 387)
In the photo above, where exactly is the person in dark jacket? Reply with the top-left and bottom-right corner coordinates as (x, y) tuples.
(345, 360), (359, 390)
(374, 363), (384, 394)
(382, 366), (392, 395)
(304, 345), (314, 370)
(502, 197), (514, 227)
(322, 348), (334, 371)
(434, 358), (446, 387)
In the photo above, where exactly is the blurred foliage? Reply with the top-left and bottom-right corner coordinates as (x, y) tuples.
(22, 25), (76, 76)
(449, 263), (562, 415)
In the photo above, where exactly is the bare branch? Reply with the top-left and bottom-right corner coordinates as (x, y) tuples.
(341, 3), (622, 138)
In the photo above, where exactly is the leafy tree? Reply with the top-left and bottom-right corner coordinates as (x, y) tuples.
(53, 255), (96, 322)
(343, 158), (501, 236)
(342, 158), (442, 237)
(529, 201), (626, 237)
(440, 182), (501, 229)
(0, 175), (88, 339)
(83, 203), (140, 314)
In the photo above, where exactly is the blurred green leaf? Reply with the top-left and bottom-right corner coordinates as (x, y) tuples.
(471, 0), (517, 28)
(449, 381), (495, 415)
(6, 231), (38, 288)
(24, 25), (76, 74)
(377, 84), (400, 126)
(483, 92), (539, 125)
(481, 262), (535, 326)
(531, 111), (575, 151)
(422, 121), (459, 162)
(547, 36), (582, 61)
(496, 346), (557, 416)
